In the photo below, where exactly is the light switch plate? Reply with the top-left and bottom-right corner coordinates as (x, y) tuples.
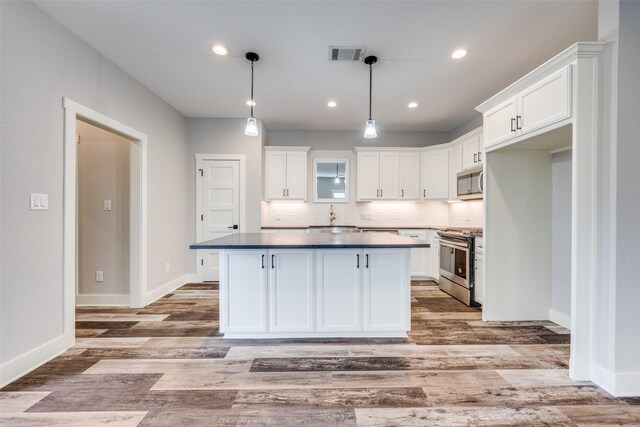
(104, 200), (112, 211)
(95, 271), (104, 282)
(30, 193), (49, 210)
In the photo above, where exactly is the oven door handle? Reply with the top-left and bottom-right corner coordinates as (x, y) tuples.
(439, 240), (470, 250)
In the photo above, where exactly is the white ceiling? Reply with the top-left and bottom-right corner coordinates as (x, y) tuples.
(35, 1), (597, 132)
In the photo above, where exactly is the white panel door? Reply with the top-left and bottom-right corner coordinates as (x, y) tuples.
(268, 249), (314, 332)
(483, 96), (518, 148)
(519, 66), (570, 135)
(400, 153), (421, 200)
(265, 151), (287, 200)
(285, 152), (307, 200)
(222, 250), (267, 333)
(363, 249), (409, 331)
(379, 152), (400, 199)
(316, 249), (362, 332)
(357, 152), (380, 200)
(461, 135), (481, 170)
(200, 160), (240, 281)
(421, 149), (449, 200)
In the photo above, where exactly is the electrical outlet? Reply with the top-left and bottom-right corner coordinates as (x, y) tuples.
(103, 200), (112, 211)
(30, 193), (49, 210)
(165, 262), (171, 272)
(95, 271), (104, 282)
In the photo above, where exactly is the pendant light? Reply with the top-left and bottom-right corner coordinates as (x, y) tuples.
(334, 163), (340, 184)
(244, 52), (260, 137)
(363, 55), (378, 139)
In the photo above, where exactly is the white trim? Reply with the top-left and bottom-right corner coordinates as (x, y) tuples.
(195, 154), (247, 281)
(354, 146), (422, 153)
(549, 309), (571, 330)
(63, 98), (148, 352)
(591, 362), (640, 397)
(222, 331), (408, 339)
(76, 294), (130, 306)
(0, 335), (70, 388)
(144, 273), (195, 306)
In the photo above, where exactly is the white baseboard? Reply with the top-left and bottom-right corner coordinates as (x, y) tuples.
(0, 334), (72, 388)
(549, 309), (571, 330)
(76, 294), (129, 306)
(592, 362), (640, 397)
(144, 273), (193, 305)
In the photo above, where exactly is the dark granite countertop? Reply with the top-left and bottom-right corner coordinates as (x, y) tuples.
(260, 225), (447, 230)
(190, 232), (431, 249)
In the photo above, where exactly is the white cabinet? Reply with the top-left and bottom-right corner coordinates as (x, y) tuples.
(483, 66), (571, 148)
(264, 148), (309, 201)
(316, 249), (362, 332)
(364, 249), (409, 331)
(398, 230), (428, 279)
(449, 143), (463, 200)
(461, 133), (484, 170)
(268, 249), (314, 332)
(221, 250), (267, 333)
(356, 151), (400, 200)
(400, 153), (421, 200)
(421, 149), (449, 200)
(474, 237), (484, 305)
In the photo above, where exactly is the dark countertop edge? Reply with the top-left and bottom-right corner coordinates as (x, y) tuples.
(190, 244), (431, 250)
(260, 226), (448, 230)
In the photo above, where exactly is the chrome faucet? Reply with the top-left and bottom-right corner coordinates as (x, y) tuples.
(329, 204), (336, 225)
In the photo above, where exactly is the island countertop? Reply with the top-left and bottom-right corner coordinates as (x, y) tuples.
(190, 232), (430, 250)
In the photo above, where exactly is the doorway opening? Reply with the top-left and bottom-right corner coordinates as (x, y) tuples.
(76, 119), (133, 306)
(62, 98), (147, 348)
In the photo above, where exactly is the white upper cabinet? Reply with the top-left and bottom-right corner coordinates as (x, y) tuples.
(264, 147), (309, 201)
(400, 153), (421, 200)
(482, 65), (571, 149)
(449, 143), (463, 200)
(356, 151), (405, 201)
(461, 133), (483, 170)
(421, 149), (449, 200)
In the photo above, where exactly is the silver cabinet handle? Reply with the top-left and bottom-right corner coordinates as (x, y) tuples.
(401, 189), (404, 198)
(474, 153), (477, 163)
(423, 189), (426, 197)
(376, 189), (379, 197)
(478, 152), (482, 162)
(271, 254), (275, 269)
(356, 254), (360, 269)
(380, 189), (383, 197)
(365, 254), (369, 268)
(261, 254), (265, 269)
(516, 115), (522, 130)
(511, 117), (516, 132)
(282, 188), (285, 197)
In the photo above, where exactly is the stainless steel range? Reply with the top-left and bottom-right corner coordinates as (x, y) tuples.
(437, 228), (481, 306)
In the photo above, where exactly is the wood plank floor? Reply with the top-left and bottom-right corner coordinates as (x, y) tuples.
(2, 281), (638, 426)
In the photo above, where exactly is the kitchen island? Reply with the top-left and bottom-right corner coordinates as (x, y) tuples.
(190, 232), (429, 338)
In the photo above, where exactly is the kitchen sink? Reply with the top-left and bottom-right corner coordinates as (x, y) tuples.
(306, 226), (359, 234)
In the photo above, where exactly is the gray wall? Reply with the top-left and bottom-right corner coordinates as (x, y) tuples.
(77, 120), (130, 297)
(1, 1), (190, 369)
(447, 114), (483, 141)
(615, 0), (640, 373)
(551, 150), (572, 318)
(186, 118), (266, 267)
(267, 129), (449, 149)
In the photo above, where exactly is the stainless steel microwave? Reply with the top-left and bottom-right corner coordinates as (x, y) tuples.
(457, 166), (483, 200)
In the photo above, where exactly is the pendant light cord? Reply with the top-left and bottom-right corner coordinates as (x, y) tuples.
(250, 60), (255, 117)
(368, 63), (373, 120)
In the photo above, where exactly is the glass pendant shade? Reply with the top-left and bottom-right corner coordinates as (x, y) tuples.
(334, 176), (340, 184)
(363, 119), (377, 138)
(244, 117), (259, 136)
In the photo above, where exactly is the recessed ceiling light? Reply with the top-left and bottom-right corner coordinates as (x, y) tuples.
(327, 101), (337, 107)
(211, 44), (230, 56)
(408, 102), (418, 108)
(246, 100), (256, 106)
(452, 48), (468, 59)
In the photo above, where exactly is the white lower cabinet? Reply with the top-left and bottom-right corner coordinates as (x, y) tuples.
(364, 249), (409, 331)
(316, 249), (361, 332)
(398, 230), (428, 279)
(221, 250), (268, 333)
(268, 249), (314, 332)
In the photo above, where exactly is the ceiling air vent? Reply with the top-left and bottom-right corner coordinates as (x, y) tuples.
(329, 46), (366, 61)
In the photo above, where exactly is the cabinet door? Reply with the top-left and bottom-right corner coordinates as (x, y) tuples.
(461, 135), (481, 170)
(379, 152), (400, 199)
(357, 152), (380, 200)
(316, 249), (362, 332)
(285, 152), (307, 200)
(421, 149), (449, 200)
(400, 153), (421, 200)
(519, 66), (570, 135)
(265, 151), (287, 200)
(221, 250), (267, 333)
(449, 143), (463, 200)
(363, 249), (409, 331)
(399, 231), (428, 279)
(476, 133), (484, 167)
(483, 96), (518, 148)
(268, 249), (314, 332)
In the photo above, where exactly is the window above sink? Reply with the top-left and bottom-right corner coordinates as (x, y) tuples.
(313, 159), (350, 203)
